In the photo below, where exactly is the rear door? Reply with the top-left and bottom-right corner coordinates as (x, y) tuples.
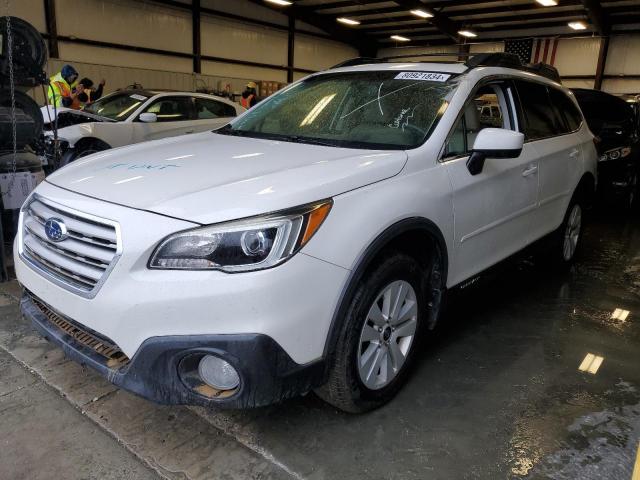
(192, 97), (238, 132)
(514, 81), (584, 240)
(131, 96), (196, 143)
(443, 79), (540, 283)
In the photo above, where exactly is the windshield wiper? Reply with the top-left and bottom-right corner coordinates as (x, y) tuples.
(216, 128), (337, 147)
(278, 135), (338, 147)
(216, 126), (253, 137)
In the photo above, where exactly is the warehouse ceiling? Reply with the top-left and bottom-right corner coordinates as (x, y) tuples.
(257, 0), (640, 48)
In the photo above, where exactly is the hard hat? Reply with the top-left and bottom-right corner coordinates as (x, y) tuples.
(246, 81), (257, 89)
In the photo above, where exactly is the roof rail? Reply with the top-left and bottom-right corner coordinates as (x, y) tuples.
(463, 52), (522, 69)
(330, 57), (382, 69)
(524, 62), (562, 83)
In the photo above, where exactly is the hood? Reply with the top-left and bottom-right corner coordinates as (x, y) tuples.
(41, 106), (112, 130)
(46, 132), (408, 224)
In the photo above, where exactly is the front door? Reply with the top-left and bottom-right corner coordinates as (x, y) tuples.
(443, 80), (539, 285)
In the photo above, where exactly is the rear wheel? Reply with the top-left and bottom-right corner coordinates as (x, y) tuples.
(626, 170), (638, 210)
(316, 252), (431, 413)
(552, 195), (584, 267)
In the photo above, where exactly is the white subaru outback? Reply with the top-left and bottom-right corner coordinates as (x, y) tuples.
(15, 54), (597, 413)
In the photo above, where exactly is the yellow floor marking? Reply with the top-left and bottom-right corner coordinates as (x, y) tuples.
(632, 441), (640, 480)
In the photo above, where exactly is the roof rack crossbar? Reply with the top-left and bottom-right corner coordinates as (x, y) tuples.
(328, 52), (562, 84)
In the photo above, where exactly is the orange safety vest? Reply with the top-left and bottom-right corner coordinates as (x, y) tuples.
(71, 88), (92, 110)
(241, 94), (254, 109)
(70, 91), (82, 110)
(50, 80), (71, 107)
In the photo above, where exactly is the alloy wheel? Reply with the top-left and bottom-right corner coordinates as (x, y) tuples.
(357, 280), (418, 390)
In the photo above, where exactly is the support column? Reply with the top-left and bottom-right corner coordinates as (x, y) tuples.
(594, 35), (609, 91)
(457, 42), (470, 61)
(43, 0), (59, 58)
(287, 15), (294, 83)
(192, 0), (201, 74)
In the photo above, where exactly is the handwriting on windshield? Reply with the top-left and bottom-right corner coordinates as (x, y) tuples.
(388, 107), (416, 131)
(340, 83), (441, 120)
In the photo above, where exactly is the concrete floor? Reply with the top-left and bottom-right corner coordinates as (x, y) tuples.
(1, 210), (639, 480)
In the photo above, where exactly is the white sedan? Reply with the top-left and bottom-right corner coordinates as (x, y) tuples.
(42, 90), (245, 164)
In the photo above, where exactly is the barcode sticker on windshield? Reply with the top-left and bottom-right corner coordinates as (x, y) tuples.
(394, 72), (451, 82)
(130, 94), (147, 101)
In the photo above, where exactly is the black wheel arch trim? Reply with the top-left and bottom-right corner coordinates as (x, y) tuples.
(321, 217), (449, 363)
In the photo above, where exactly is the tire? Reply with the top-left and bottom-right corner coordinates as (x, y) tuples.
(316, 252), (431, 413)
(626, 170), (638, 211)
(60, 139), (110, 167)
(552, 194), (584, 267)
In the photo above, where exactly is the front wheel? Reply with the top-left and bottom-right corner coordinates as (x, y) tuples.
(316, 252), (430, 413)
(60, 139), (110, 167)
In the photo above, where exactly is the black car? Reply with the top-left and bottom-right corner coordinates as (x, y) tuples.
(572, 88), (640, 208)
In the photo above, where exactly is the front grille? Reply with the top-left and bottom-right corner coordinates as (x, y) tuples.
(30, 294), (130, 369)
(21, 195), (120, 296)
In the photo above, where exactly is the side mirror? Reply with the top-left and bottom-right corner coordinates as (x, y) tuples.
(139, 112), (157, 123)
(467, 128), (524, 175)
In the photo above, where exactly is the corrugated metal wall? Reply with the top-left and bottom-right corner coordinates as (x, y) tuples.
(6, 0), (357, 104)
(380, 35), (640, 94)
(6, 0), (639, 96)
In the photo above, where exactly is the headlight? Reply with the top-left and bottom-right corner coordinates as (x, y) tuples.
(149, 200), (332, 272)
(600, 147), (631, 162)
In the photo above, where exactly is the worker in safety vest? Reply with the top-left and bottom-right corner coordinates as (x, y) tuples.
(47, 64), (80, 108)
(240, 81), (258, 109)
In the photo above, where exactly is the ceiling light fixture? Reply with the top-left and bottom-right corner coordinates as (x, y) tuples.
(337, 17), (360, 26)
(410, 9), (434, 18)
(458, 29), (477, 38)
(536, 0), (558, 6)
(568, 21), (587, 30)
(264, 0), (292, 5)
(390, 35), (411, 42)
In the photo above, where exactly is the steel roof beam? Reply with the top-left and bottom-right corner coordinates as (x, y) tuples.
(247, 0), (378, 55)
(580, 0), (609, 34)
(392, 0), (460, 41)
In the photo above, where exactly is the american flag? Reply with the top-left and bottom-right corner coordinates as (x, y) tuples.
(505, 38), (559, 65)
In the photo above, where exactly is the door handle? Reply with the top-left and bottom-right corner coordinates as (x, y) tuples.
(522, 164), (538, 177)
(569, 148), (580, 158)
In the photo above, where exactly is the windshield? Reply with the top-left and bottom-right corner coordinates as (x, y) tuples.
(83, 92), (149, 121)
(219, 71), (457, 150)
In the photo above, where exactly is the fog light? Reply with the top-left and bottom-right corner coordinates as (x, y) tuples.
(198, 355), (240, 390)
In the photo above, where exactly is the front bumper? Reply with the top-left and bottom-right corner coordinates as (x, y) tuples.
(22, 292), (325, 408)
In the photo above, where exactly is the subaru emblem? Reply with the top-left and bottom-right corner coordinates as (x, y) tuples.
(44, 218), (68, 243)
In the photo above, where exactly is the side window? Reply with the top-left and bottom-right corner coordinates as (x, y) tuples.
(444, 83), (512, 158)
(195, 98), (237, 119)
(514, 80), (564, 140)
(548, 88), (582, 132)
(142, 97), (193, 122)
